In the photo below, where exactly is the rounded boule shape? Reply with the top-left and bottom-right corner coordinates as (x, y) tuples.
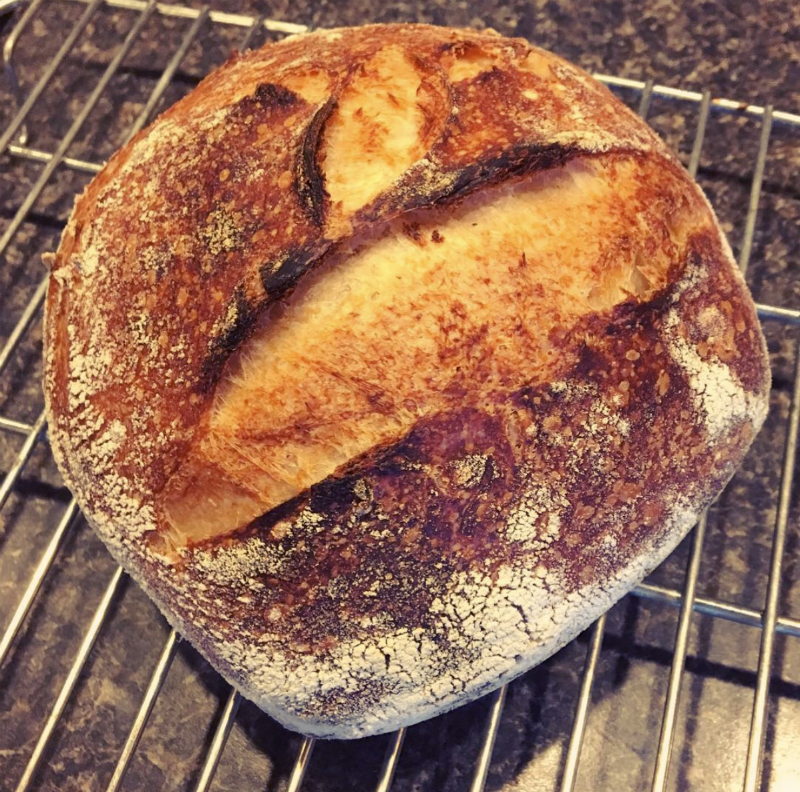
(44, 24), (769, 738)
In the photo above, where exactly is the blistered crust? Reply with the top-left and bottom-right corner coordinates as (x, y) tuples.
(43, 24), (770, 738)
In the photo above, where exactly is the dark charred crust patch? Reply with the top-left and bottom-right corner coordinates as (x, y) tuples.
(440, 143), (580, 204)
(364, 142), (581, 221)
(243, 82), (300, 113)
(260, 246), (321, 299)
(308, 475), (361, 514)
(201, 287), (258, 391)
(294, 97), (336, 227)
(241, 492), (308, 536)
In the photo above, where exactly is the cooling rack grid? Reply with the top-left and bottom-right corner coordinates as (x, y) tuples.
(0, 2), (799, 791)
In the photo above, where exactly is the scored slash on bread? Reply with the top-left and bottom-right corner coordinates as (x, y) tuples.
(43, 24), (770, 738)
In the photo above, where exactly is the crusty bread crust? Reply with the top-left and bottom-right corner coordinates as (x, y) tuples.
(44, 24), (770, 738)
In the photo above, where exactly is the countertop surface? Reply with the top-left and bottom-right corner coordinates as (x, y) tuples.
(0, 1), (798, 791)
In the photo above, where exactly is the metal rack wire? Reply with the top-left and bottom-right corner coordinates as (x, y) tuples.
(0, 1), (798, 791)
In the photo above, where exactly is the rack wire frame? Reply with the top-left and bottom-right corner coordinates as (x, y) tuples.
(0, 1), (797, 790)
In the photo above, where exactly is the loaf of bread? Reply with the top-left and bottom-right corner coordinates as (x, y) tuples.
(44, 24), (770, 738)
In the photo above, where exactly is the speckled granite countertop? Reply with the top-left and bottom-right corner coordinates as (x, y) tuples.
(0, 1), (798, 791)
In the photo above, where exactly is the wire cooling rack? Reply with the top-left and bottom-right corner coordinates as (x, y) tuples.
(0, 1), (798, 791)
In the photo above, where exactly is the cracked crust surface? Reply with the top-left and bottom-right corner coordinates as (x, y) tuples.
(43, 24), (770, 738)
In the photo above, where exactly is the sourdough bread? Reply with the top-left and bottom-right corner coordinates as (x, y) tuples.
(44, 24), (770, 738)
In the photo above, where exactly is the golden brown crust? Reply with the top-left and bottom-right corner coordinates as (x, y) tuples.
(45, 25), (661, 512)
(163, 151), (711, 544)
(43, 24), (770, 738)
